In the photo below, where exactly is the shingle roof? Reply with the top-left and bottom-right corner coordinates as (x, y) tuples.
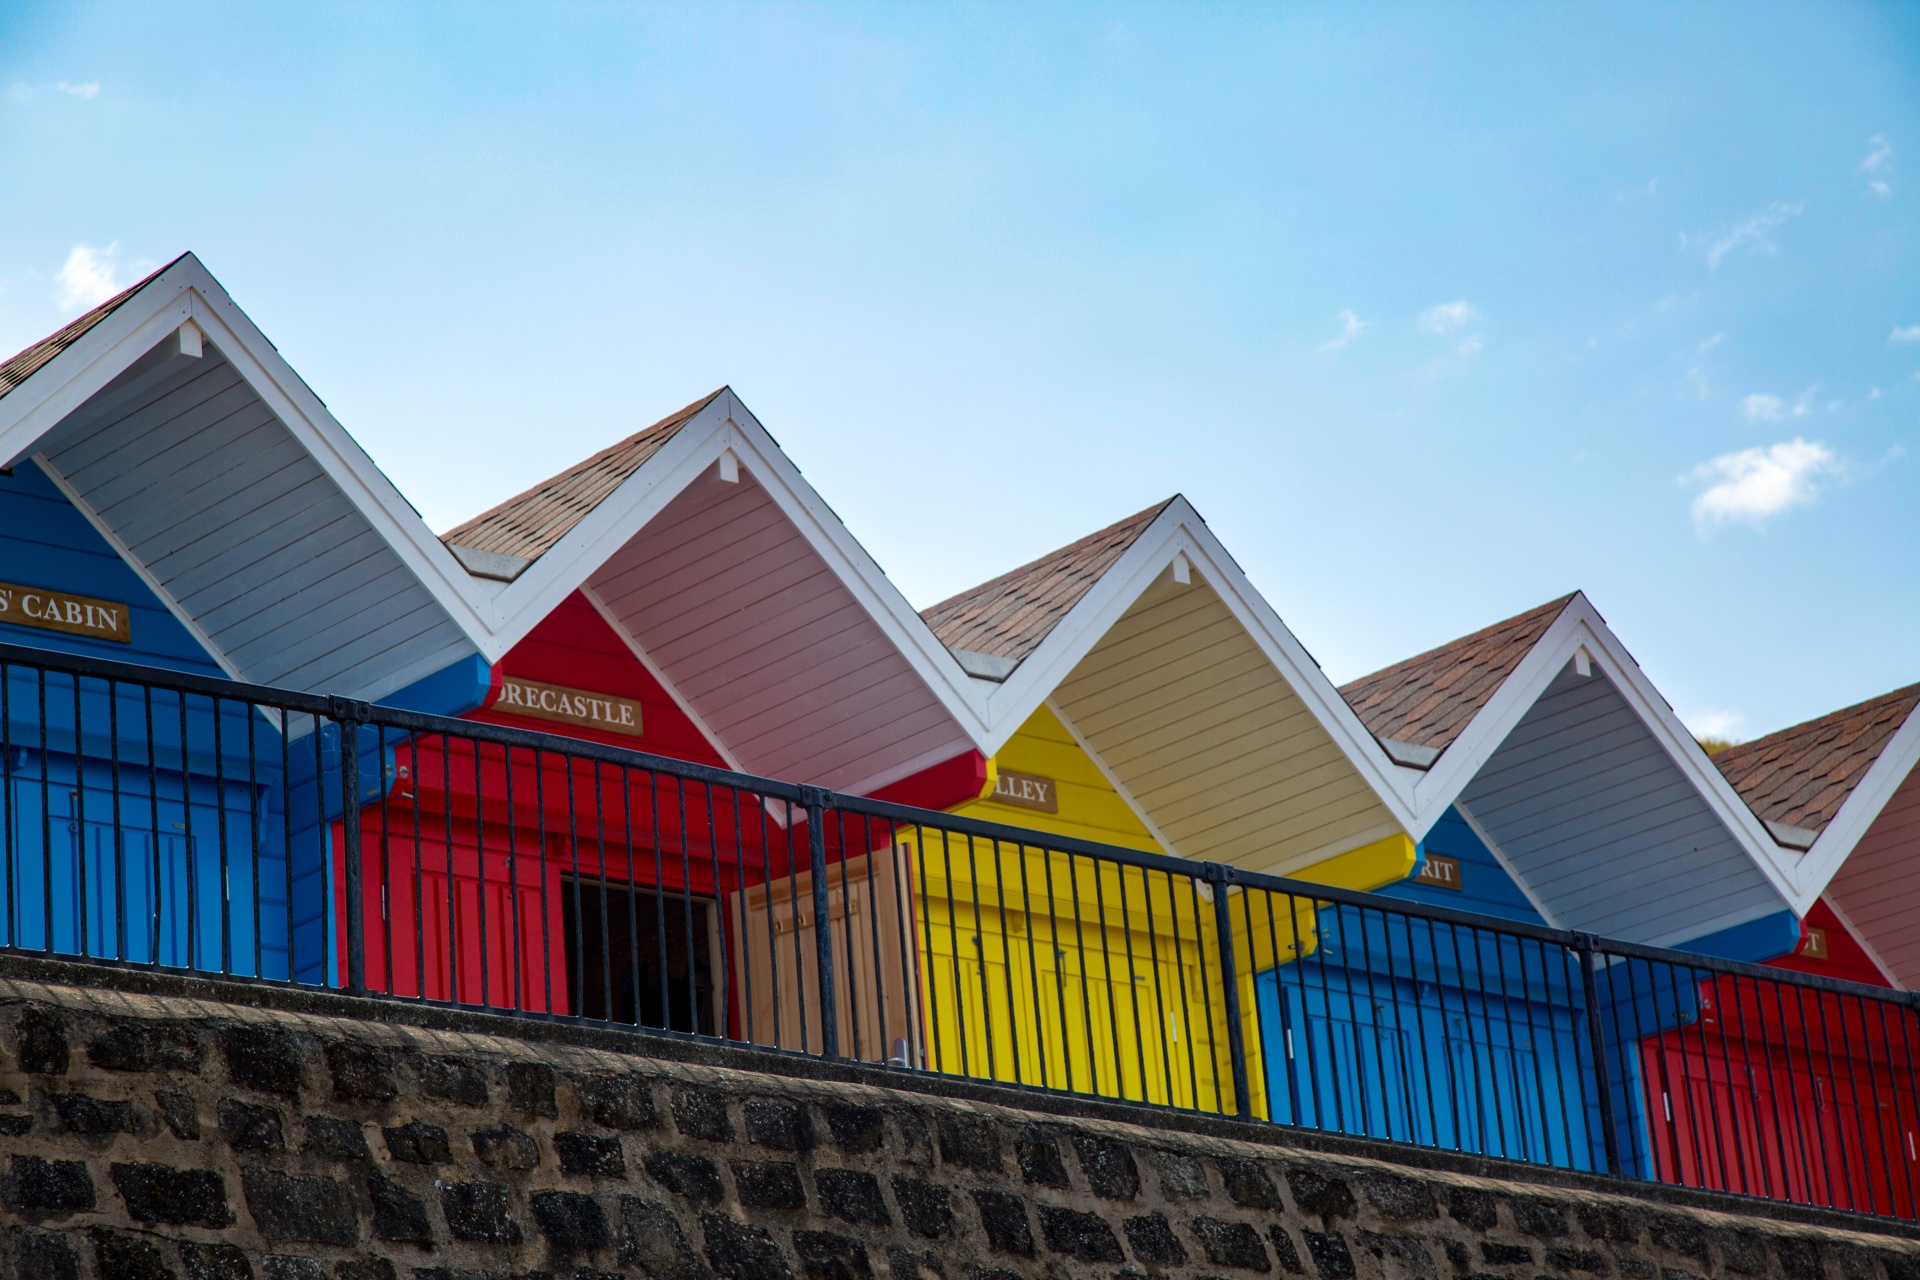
(1338, 595), (1578, 752)
(0, 255), (184, 403)
(920, 499), (1176, 666)
(1714, 685), (1920, 835)
(442, 389), (726, 561)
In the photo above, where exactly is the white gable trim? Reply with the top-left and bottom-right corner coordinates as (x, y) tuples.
(1407, 593), (1802, 907)
(1044, 696), (1186, 860)
(578, 584), (747, 775)
(975, 499), (1421, 831)
(1451, 798), (1564, 929)
(1792, 700), (1920, 903)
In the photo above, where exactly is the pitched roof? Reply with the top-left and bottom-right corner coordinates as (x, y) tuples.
(1714, 684), (1920, 835)
(1339, 594), (1578, 752)
(442, 389), (725, 561)
(920, 499), (1175, 665)
(0, 255), (184, 403)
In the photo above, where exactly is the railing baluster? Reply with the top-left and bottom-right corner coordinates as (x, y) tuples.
(1577, 935), (1622, 1176)
(802, 785), (838, 1059)
(1206, 864), (1250, 1120)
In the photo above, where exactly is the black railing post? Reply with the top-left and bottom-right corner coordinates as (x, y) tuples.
(802, 785), (839, 1059)
(333, 698), (371, 997)
(1576, 933), (1623, 1176)
(1206, 863), (1251, 1118)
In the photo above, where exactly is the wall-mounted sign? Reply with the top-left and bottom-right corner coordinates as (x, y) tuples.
(988, 769), (1058, 814)
(496, 676), (644, 737)
(1798, 926), (1828, 960)
(0, 581), (131, 643)
(1415, 853), (1463, 891)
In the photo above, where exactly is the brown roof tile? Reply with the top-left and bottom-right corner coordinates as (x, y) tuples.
(920, 499), (1176, 666)
(0, 255), (183, 403)
(1338, 595), (1578, 752)
(1714, 684), (1920, 835)
(442, 389), (726, 561)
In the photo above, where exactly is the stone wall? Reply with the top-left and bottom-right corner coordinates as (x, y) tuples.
(2, 962), (1918, 1280)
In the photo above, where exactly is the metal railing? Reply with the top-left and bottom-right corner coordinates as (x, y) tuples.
(1, 640), (1916, 1220)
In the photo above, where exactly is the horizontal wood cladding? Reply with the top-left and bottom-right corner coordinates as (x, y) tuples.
(39, 347), (474, 696)
(1460, 665), (1781, 947)
(588, 471), (969, 792)
(1824, 765), (1920, 988)
(1053, 578), (1398, 875)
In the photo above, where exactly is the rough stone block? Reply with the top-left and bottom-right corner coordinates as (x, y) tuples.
(618, 1196), (706, 1280)
(1361, 1172), (1437, 1222)
(732, 1161), (806, 1212)
(1547, 1246), (1610, 1274)
(177, 1242), (252, 1280)
(1286, 1167), (1355, 1221)
(88, 1023), (202, 1075)
(1577, 1203), (1644, 1244)
(1509, 1196), (1569, 1239)
(55, 1092), (135, 1136)
(11, 1228), (79, 1280)
(969, 1189), (1033, 1258)
(743, 1098), (812, 1151)
(1354, 1229), (1433, 1277)
(472, 1124), (540, 1171)
(156, 1090), (200, 1141)
(532, 1190), (611, 1252)
(333, 1259), (394, 1280)
(440, 1180), (523, 1245)
(324, 1043), (395, 1102)
(1124, 1212), (1188, 1266)
(90, 1229), (174, 1280)
(936, 1114), (999, 1172)
(1718, 1230), (1769, 1276)
(816, 1169), (888, 1226)
(16, 1008), (69, 1075)
(1775, 1236), (1823, 1280)
(1193, 1217), (1271, 1271)
(303, 1116), (371, 1162)
(506, 1061), (557, 1118)
(1217, 1158), (1284, 1211)
(1481, 1242), (1534, 1265)
(365, 1173), (431, 1245)
(576, 1075), (658, 1132)
(1072, 1133), (1139, 1201)
(644, 1152), (724, 1205)
(1445, 1186), (1497, 1231)
(260, 1258), (325, 1280)
(1269, 1225), (1307, 1274)
(112, 1162), (233, 1228)
(242, 1167), (358, 1245)
(419, 1057), (487, 1107)
(886, 1249), (941, 1280)
(382, 1121), (450, 1165)
(700, 1214), (792, 1280)
(891, 1177), (953, 1240)
(1038, 1206), (1123, 1263)
(556, 1132), (626, 1179)
(219, 1100), (286, 1153)
(0, 1112), (31, 1136)
(1303, 1229), (1355, 1280)
(821, 1104), (884, 1153)
(793, 1230), (870, 1280)
(1155, 1150), (1209, 1200)
(223, 1027), (304, 1096)
(1647, 1215), (1709, 1265)
(1015, 1128), (1068, 1188)
(4, 1156), (96, 1220)
(673, 1088), (735, 1142)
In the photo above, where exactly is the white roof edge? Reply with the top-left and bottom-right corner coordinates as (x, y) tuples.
(0, 255), (499, 661)
(977, 497), (1421, 830)
(1415, 593), (1802, 908)
(1793, 697), (1920, 901)
(478, 388), (994, 743)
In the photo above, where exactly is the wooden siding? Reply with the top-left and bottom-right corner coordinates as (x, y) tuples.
(1823, 764), (1920, 988)
(1459, 664), (1783, 947)
(586, 470), (972, 793)
(953, 705), (1161, 853)
(35, 347), (475, 698)
(1051, 576), (1402, 875)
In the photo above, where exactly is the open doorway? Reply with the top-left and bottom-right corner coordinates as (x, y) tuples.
(561, 877), (717, 1035)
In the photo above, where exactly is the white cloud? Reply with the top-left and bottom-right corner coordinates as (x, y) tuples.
(1684, 710), (1744, 741)
(1418, 300), (1475, 334)
(1741, 393), (1783, 423)
(55, 81), (99, 101)
(9, 80), (101, 103)
(1703, 201), (1804, 269)
(54, 243), (126, 313)
(1890, 324), (1920, 344)
(1454, 334), (1482, 358)
(1859, 135), (1892, 198)
(1684, 438), (1837, 533)
(1318, 309), (1368, 352)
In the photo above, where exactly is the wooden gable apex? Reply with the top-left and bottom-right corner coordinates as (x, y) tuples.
(1348, 593), (1804, 950)
(923, 498), (1420, 879)
(0, 254), (493, 705)
(438, 389), (992, 797)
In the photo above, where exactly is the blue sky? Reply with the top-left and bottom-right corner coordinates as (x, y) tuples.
(2, 2), (1915, 741)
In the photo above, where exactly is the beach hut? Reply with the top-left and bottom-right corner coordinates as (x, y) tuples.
(0, 254), (499, 983)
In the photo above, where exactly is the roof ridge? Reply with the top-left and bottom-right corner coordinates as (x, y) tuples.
(1712, 682), (1920, 835)
(0, 252), (190, 403)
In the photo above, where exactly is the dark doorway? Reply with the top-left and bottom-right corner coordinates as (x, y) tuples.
(562, 878), (716, 1034)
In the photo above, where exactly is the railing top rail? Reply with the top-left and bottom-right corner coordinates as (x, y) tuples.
(0, 638), (1908, 1008)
